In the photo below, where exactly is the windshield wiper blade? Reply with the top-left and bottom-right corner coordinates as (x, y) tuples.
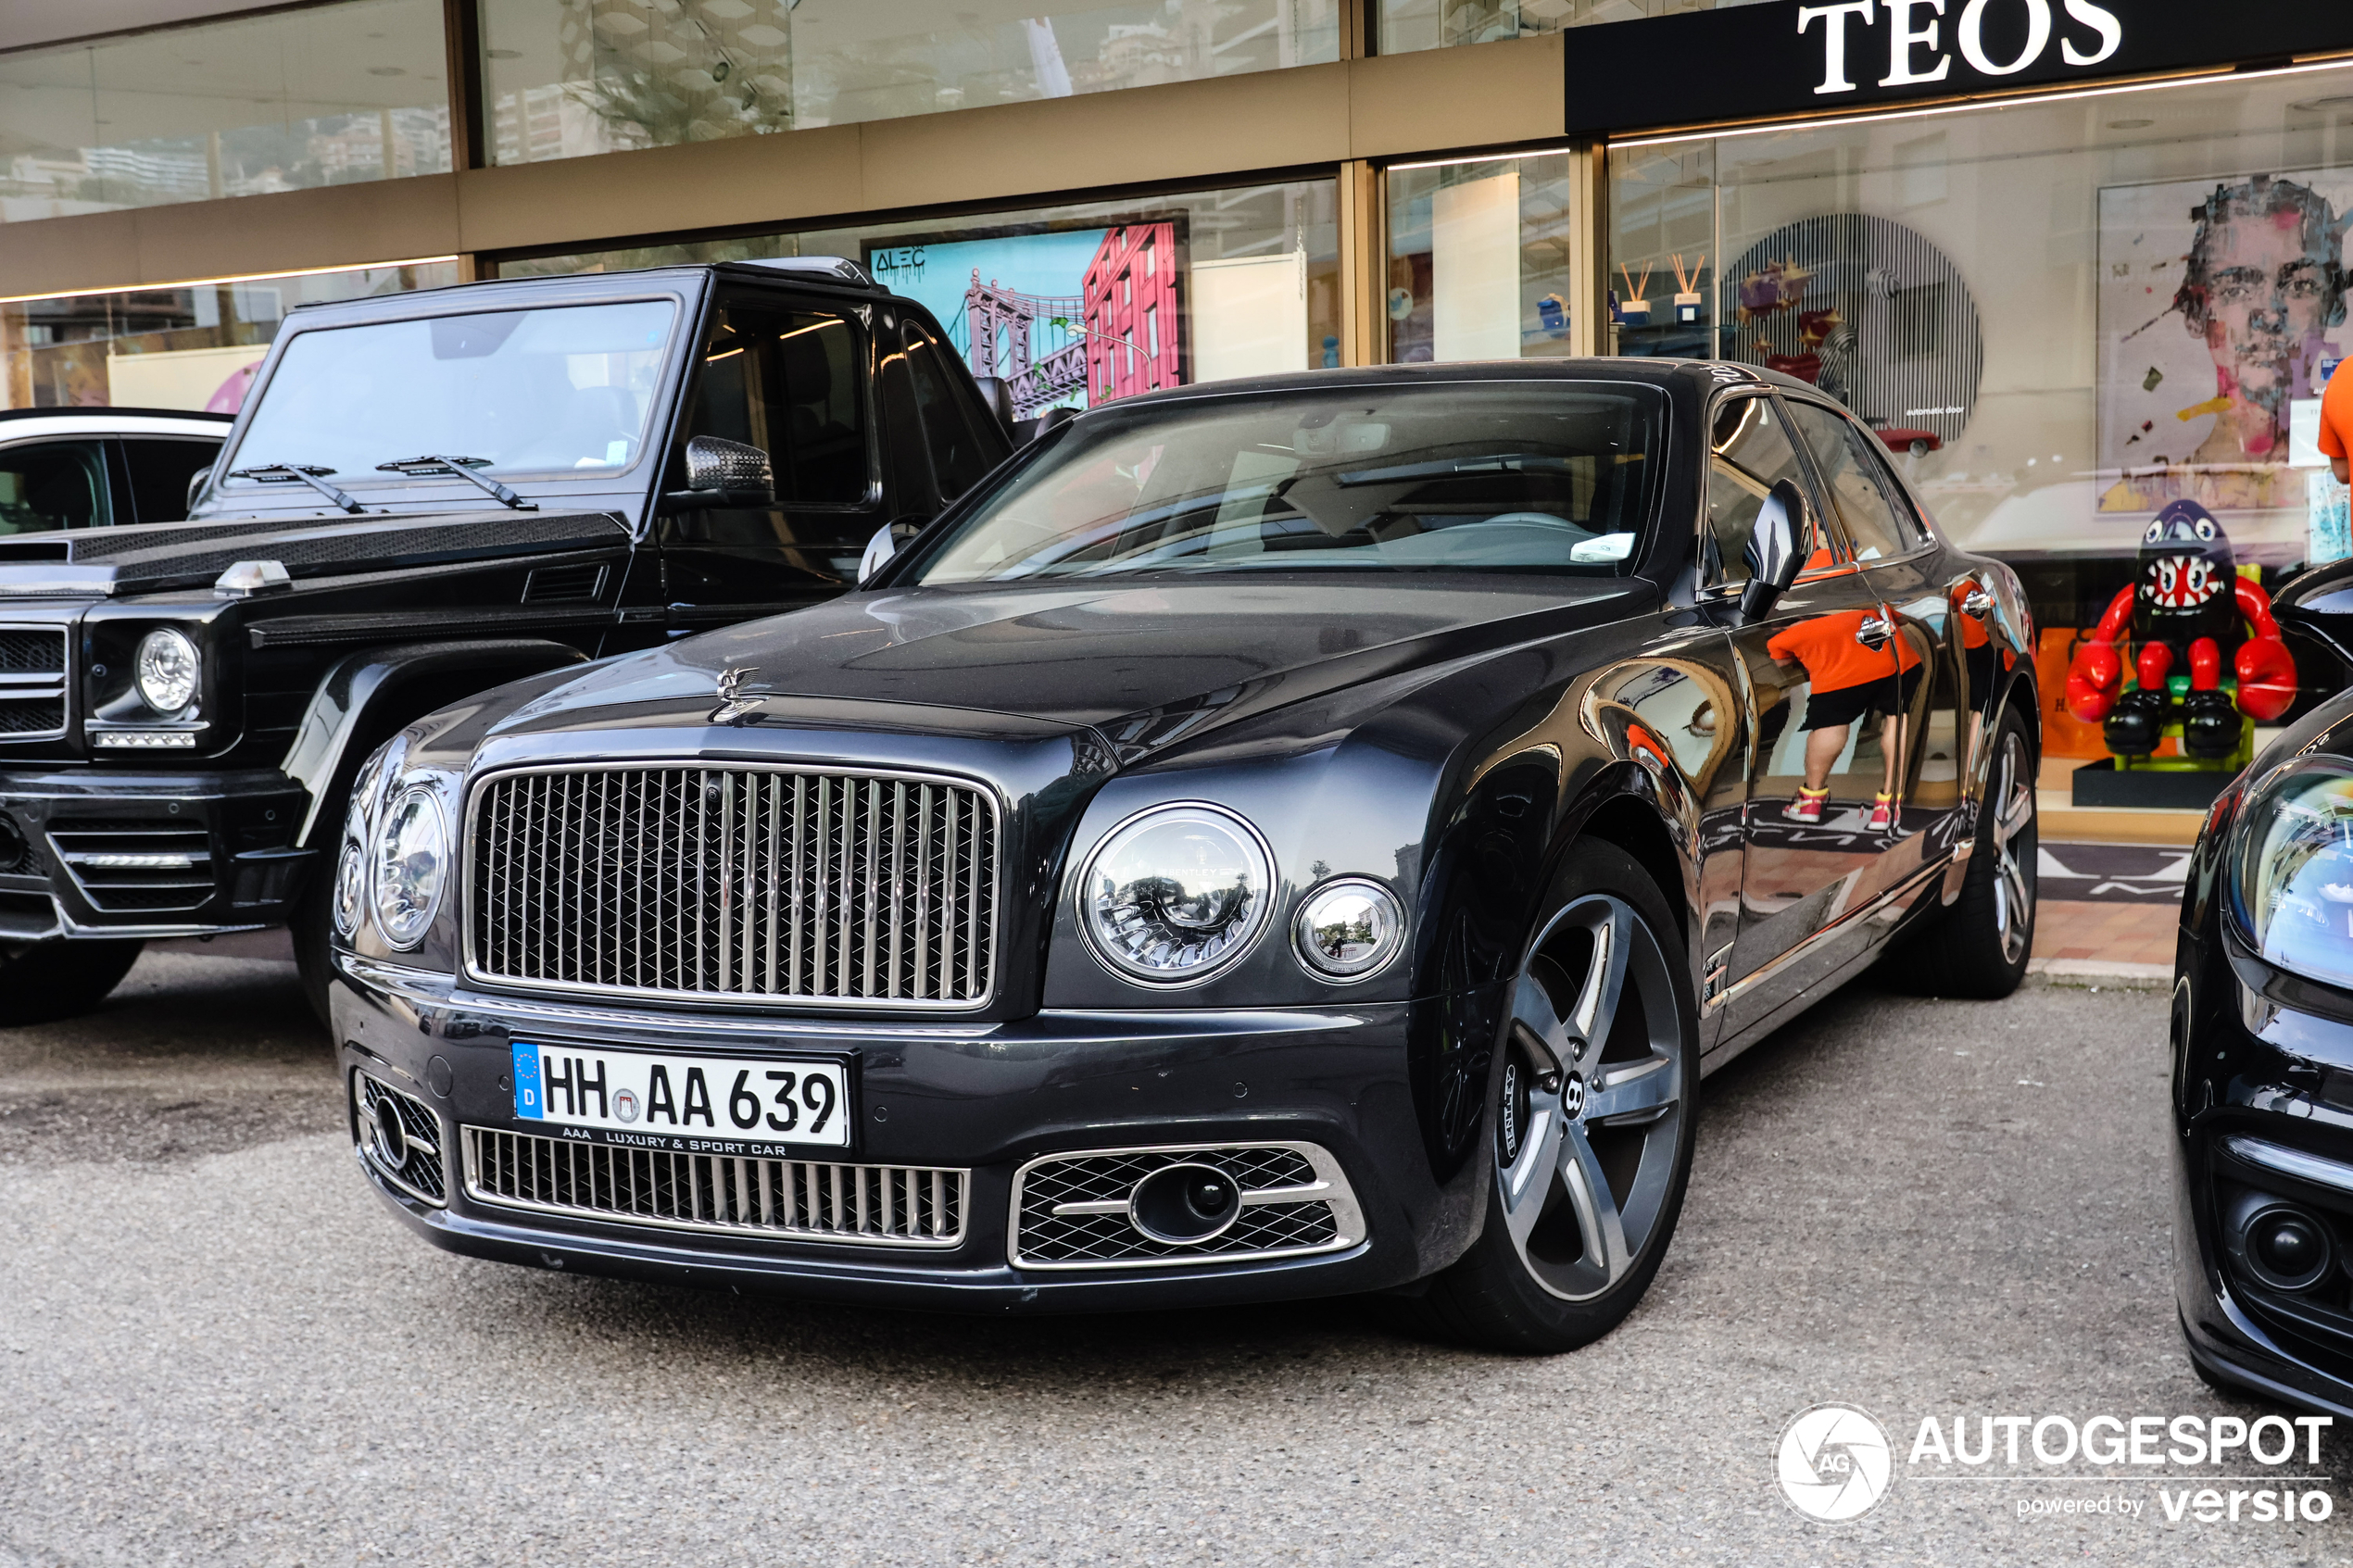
(224, 463), (368, 515)
(375, 455), (536, 511)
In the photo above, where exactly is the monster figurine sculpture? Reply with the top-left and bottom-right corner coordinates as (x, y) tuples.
(2065, 500), (2296, 760)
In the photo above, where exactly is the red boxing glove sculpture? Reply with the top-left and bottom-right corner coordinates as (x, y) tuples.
(2064, 501), (2294, 759)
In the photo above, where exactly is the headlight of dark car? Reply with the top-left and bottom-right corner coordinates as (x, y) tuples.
(371, 783), (451, 950)
(133, 627), (201, 714)
(2229, 759), (2353, 988)
(1079, 803), (1275, 985)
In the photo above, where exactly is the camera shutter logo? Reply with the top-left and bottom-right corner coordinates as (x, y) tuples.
(1778, 1403), (1894, 1522)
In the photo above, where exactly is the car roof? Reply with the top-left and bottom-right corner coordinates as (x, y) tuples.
(0, 408), (232, 436)
(1090, 357), (1788, 412)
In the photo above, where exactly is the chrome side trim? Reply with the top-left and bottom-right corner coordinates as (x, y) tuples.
(1008, 1140), (1365, 1273)
(2219, 1135), (2353, 1198)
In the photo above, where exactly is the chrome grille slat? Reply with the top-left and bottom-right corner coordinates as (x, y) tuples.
(462, 1129), (965, 1248)
(467, 764), (997, 1008)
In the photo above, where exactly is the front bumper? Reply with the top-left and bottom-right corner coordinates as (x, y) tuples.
(0, 765), (312, 941)
(329, 959), (1479, 1312)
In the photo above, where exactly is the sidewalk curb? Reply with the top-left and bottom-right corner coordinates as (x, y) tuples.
(2028, 958), (2172, 985)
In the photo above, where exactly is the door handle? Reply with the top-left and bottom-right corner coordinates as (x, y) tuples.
(1856, 615), (1894, 650)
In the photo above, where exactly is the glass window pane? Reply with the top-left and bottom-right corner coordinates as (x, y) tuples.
(1387, 155), (1578, 363)
(1377, 0), (1775, 55)
(2, 262), (459, 413)
(0, 443), (107, 533)
(120, 438), (220, 525)
(0, 0), (449, 224)
(1785, 399), (1918, 561)
(1705, 395), (1838, 585)
(904, 324), (993, 501)
(482, 0), (1340, 165)
(500, 180), (1340, 413)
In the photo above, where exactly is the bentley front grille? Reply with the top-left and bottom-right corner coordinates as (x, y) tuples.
(466, 765), (999, 1008)
(1010, 1143), (1366, 1271)
(0, 627), (67, 741)
(463, 1126), (967, 1248)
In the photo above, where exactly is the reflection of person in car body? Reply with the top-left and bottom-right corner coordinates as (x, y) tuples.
(1769, 608), (1920, 833)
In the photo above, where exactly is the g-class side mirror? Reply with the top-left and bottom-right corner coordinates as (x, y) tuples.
(858, 514), (931, 588)
(663, 435), (776, 511)
(1737, 478), (1811, 623)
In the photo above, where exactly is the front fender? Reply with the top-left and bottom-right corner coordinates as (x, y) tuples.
(283, 639), (588, 845)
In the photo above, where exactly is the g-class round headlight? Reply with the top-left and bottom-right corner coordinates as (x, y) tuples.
(1293, 878), (1406, 981)
(2230, 760), (2353, 989)
(1079, 804), (1274, 985)
(333, 839), (366, 939)
(371, 784), (449, 949)
(134, 628), (200, 713)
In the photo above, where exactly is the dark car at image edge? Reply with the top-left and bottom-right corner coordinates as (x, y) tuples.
(329, 358), (2043, 1350)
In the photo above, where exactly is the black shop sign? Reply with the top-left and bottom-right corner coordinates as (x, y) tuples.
(1566, 0), (2353, 136)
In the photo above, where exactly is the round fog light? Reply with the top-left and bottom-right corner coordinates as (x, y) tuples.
(2240, 1203), (2334, 1292)
(1293, 878), (1405, 981)
(371, 1096), (409, 1170)
(1129, 1161), (1243, 1246)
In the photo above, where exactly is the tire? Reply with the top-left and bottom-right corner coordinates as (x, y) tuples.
(1901, 707), (2037, 999)
(1392, 840), (1700, 1354)
(0, 937), (145, 1027)
(292, 867), (335, 1030)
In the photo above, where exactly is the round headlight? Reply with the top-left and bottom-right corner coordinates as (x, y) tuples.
(134, 628), (199, 713)
(1293, 878), (1406, 981)
(371, 785), (448, 949)
(333, 839), (366, 939)
(1079, 804), (1274, 985)
(2230, 760), (2353, 989)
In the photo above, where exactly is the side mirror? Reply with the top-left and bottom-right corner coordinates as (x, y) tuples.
(972, 376), (1016, 436)
(663, 435), (776, 510)
(1737, 478), (1810, 622)
(858, 514), (931, 587)
(185, 466), (214, 514)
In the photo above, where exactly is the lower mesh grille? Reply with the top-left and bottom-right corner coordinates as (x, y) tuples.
(463, 1126), (966, 1248)
(354, 1071), (447, 1206)
(1011, 1142), (1364, 1270)
(47, 823), (215, 913)
(0, 701), (62, 735)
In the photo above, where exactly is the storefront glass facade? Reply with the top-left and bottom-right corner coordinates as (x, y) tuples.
(1386, 151), (1579, 362)
(1375, 0), (1764, 54)
(0, 0), (451, 225)
(1609, 64), (2353, 743)
(500, 180), (1339, 412)
(1, 261), (462, 411)
(480, 0), (1341, 164)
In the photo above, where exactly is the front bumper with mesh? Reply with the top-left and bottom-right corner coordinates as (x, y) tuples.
(330, 957), (1465, 1312)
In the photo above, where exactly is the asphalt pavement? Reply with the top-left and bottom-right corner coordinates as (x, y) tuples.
(2, 943), (2345, 1566)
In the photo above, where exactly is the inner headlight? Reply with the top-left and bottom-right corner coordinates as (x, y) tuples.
(2230, 760), (2353, 989)
(371, 784), (449, 949)
(134, 628), (200, 713)
(333, 839), (366, 939)
(1079, 803), (1274, 985)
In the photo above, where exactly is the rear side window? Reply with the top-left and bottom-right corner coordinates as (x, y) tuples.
(1783, 400), (1922, 562)
(0, 441), (108, 533)
(120, 437), (220, 525)
(686, 304), (870, 508)
(1704, 396), (1837, 586)
(903, 323), (995, 502)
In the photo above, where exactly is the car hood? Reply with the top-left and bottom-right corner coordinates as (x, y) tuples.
(0, 507), (627, 597)
(491, 575), (1649, 759)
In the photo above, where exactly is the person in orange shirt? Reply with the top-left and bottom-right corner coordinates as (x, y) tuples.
(2322, 355), (2353, 485)
(1768, 608), (1920, 833)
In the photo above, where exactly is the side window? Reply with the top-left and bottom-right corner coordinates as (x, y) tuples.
(0, 442), (108, 533)
(903, 323), (993, 502)
(1784, 401), (1919, 563)
(1703, 395), (1837, 585)
(120, 437), (221, 525)
(686, 303), (870, 508)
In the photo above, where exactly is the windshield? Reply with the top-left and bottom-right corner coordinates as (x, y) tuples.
(909, 382), (1665, 584)
(223, 300), (678, 488)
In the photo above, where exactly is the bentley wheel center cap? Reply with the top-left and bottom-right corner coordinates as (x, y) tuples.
(1561, 1073), (1588, 1119)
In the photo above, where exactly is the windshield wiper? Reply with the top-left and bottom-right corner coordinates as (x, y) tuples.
(375, 455), (536, 511)
(224, 463), (368, 515)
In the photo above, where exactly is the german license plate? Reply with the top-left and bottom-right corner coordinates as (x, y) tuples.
(511, 1042), (852, 1150)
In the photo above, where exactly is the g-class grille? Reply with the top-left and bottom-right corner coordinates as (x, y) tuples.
(466, 765), (999, 1008)
(0, 627), (67, 741)
(46, 823), (215, 912)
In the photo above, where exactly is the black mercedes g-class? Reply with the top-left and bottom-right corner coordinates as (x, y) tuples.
(0, 258), (1014, 1022)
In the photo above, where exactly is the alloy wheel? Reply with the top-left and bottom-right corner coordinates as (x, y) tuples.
(1989, 730), (2036, 966)
(1496, 893), (1686, 1303)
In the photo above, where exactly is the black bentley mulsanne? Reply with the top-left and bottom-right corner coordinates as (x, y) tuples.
(329, 360), (2040, 1350)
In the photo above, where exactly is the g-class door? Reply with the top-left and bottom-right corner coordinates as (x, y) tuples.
(1708, 392), (1908, 1043)
(657, 294), (883, 633)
